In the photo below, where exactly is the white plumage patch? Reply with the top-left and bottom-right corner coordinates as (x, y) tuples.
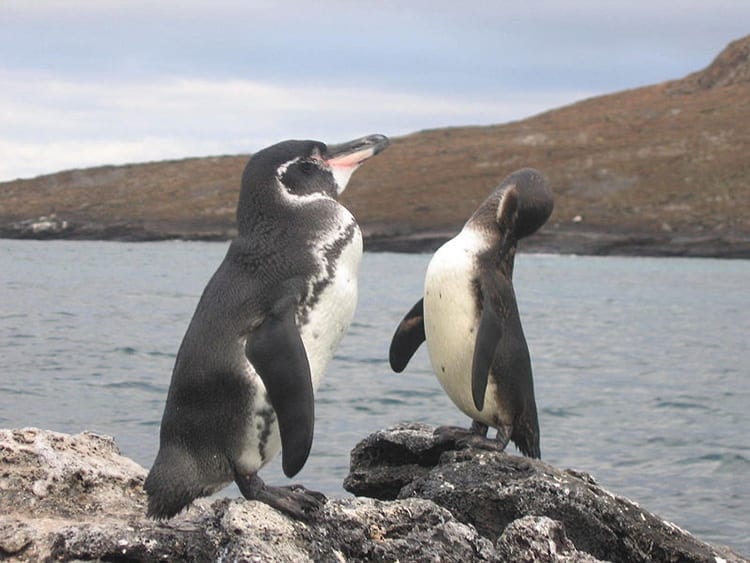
(276, 156), (299, 179)
(423, 225), (503, 427)
(236, 207), (362, 475)
(330, 165), (356, 196)
(235, 359), (282, 474)
(299, 212), (363, 388)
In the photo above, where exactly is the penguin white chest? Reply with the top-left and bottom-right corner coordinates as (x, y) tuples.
(423, 228), (497, 424)
(237, 224), (362, 475)
(299, 224), (363, 389)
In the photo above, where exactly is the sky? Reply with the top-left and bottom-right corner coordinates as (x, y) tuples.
(1, 1), (748, 182)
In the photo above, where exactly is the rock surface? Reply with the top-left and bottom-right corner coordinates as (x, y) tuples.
(344, 423), (747, 563)
(0, 426), (745, 562)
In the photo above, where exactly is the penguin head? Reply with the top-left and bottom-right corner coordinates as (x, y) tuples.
(496, 169), (554, 240)
(470, 168), (554, 243)
(239, 134), (390, 211)
(276, 136), (390, 200)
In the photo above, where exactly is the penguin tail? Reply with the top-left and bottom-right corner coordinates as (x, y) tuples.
(512, 413), (541, 459)
(515, 436), (541, 459)
(144, 446), (213, 520)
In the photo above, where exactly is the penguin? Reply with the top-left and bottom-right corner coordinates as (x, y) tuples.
(389, 168), (553, 458)
(145, 134), (390, 520)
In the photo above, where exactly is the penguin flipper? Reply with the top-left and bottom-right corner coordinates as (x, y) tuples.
(246, 305), (313, 478)
(474, 275), (541, 458)
(471, 288), (503, 411)
(389, 298), (425, 372)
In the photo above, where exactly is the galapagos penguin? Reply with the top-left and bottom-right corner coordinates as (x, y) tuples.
(389, 168), (553, 458)
(145, 134), (390, 519)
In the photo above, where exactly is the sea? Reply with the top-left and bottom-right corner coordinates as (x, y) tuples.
(0, 239), (748, 556)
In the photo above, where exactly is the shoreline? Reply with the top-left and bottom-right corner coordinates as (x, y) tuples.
(2, 219), (749, 259)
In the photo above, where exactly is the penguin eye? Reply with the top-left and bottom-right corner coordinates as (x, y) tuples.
(278, 157), (333, 198)
(299, 161), (318, 175)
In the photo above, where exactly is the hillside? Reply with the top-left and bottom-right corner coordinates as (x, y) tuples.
(1, 36), (749, 257)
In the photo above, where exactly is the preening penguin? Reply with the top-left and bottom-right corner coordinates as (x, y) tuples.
(389, 168), (553, 458)
(145, 134), (390, 519)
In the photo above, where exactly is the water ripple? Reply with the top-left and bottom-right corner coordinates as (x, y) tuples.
(542, 406), (582, 418)
(102, 380), (166, 393)
(654, 398), (711, 411)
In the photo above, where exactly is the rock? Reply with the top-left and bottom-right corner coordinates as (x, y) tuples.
(6, 215), (72, 238)
(0, 428), (492, 561)
(669, 35), (750, 93)
(344, 422), (747, 563)
(0, 426), (745, 562)
(496, 516), (604, 563)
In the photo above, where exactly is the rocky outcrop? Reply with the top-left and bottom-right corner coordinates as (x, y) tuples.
(0, 426), (745, 562)
(344, 423), (746, 563)
(669, 35), (750, 93)
(1, 428), (489, 562)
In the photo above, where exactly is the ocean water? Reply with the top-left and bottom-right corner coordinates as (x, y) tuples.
(0, 239), (748, 555)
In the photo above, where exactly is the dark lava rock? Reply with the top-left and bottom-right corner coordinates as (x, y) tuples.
(344, 422), (746, 563)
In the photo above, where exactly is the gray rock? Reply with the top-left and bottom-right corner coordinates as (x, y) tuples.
(344, 422), (747, 563)
(0, 428), (492, 562)
(1, 426), (745, 562)
(6, 215), (72, 238)
(496, 516), (605, 562)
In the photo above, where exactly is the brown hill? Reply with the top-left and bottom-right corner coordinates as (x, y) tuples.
(1, 36), (749, 257)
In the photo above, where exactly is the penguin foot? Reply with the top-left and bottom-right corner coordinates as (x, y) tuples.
(235, 473), (326, 520)
(259, 484), (327, 520)
(433, 425), (480, 448)
(434, 423), (510, 453)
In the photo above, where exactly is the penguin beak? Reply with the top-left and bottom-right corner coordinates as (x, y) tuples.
(325, 134), (390, 195)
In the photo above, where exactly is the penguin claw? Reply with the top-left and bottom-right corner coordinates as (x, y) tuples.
(289, 484), (327, 503)
(261, 485), (327, 520)
(433, 425), (475, 448)
(460, 435), (509, 453)
(235, 473), (327, 520)
(433, 425), (508, 453)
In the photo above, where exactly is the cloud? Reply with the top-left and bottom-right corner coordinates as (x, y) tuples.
(1, 1), (747, 180)
(0, 138), (220, 183)
(0, 71), (592, 181)
(4, 2), (747, 92)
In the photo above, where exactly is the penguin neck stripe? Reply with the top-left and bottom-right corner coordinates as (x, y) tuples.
(276, 157), (301, 180)
(495, 190), (509, 224)
(275, 177), (330, 205)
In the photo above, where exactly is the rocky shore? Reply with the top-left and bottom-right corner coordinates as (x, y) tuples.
(0, 424), (745, 562)
(2, 214), (748, 258)
(362, 225), (750, 258)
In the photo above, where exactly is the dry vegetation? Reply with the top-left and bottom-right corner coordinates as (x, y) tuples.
(1, 36), (748, 255)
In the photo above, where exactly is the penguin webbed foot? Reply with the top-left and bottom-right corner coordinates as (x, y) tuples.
(434, 421), (511, 453)
(235, 473), (326, 520)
